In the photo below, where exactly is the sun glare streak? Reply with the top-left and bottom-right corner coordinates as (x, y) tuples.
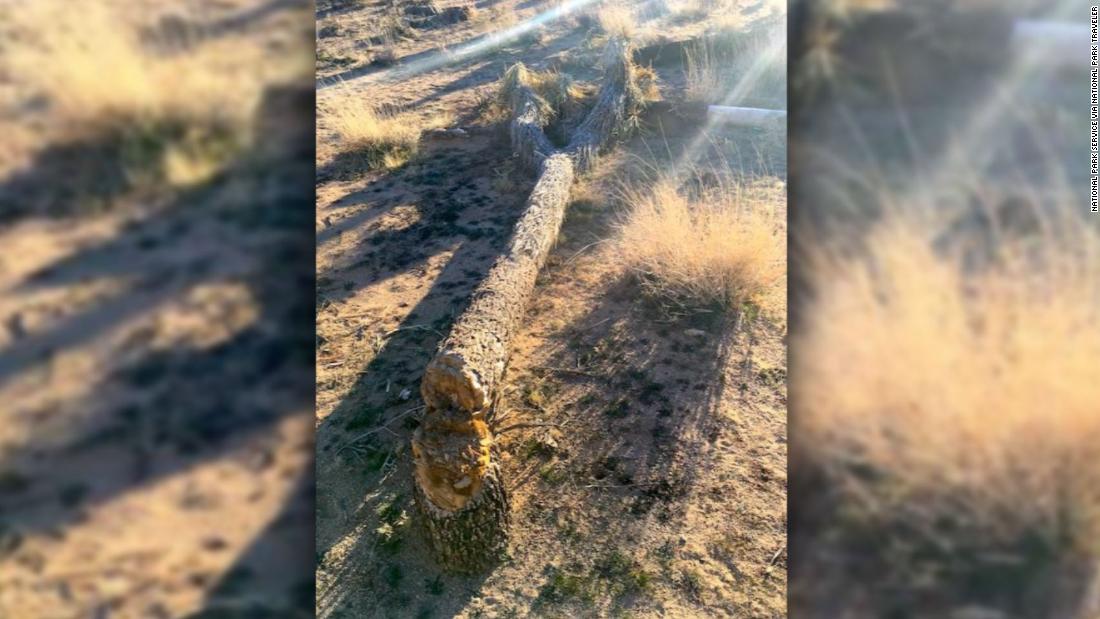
(674, 22), (786, 174)
(318, 0), (602, 89)
(893, 1), (1083, 204)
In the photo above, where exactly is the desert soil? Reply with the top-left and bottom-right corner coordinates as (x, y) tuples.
(0, 1), (315, 617)
(315, 1), (787, 617)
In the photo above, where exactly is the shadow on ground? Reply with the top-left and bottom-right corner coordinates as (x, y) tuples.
(0, 84), (315, 617)
(314, 133), (535, 617)
(145, 0), (312, 53)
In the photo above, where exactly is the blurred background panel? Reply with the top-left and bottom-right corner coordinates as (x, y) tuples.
(789, 1), (1099, 618)
(0, 1), (315, 617)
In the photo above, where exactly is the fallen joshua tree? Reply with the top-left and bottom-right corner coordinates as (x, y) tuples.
(410, 38), (644, 572)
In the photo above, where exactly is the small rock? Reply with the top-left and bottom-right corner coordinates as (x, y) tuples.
(453, 476), (472, 490)
(201, 536), (229, 552)
(7, 314), (26, 340)
(684, 329), (707, 338)
(951, 608), (1008, 619)
(404, 1), (439, 17)
(427, 127), (469, 139)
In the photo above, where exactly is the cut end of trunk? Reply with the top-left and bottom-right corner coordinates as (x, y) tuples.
(421, 352), (490, 413)
(411, 406), (493, 511)
(412, 407), (510, 573)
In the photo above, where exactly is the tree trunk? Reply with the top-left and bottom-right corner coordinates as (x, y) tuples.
(422, 152), (574, 414)
(566, 38), (640, 172)
(507, 77), (556, 172)
(411, 403), (510, 572)
(413, 153), (573, 569)
(414, 460), (510, 573)
(412, 38), (640, 572)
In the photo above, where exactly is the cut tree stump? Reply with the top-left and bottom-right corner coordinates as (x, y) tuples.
(411, 38), (642, 572)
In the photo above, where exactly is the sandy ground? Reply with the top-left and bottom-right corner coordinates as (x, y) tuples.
(315, 1), (787, 617)
(0, 1), (315, 617)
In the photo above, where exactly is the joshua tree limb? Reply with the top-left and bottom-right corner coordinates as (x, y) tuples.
(502, 64), (557, 171)
(565, 38), (642, 172)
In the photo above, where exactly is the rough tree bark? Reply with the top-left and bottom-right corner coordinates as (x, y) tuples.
(504, 66), (557, 171)
(412, 38), (641, 573)
(565, 39), (640, 172)
(420, 153), (574, 416)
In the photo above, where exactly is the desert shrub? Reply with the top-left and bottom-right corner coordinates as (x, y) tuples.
(596, 2), (637, 40)
(0, 1), (263, 194)
(369, 8), (416, 47)
(319, 90), (448, 171)
(794, 208), (1100, 549)
(615, 176), (786, 316)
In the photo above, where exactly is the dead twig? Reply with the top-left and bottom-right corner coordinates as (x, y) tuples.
(494, 421), (564, 434)
(584, 481), (666, 489)
(337, 405), (425, 454)
(768, 543), (786, 566)
(537, 365), (600, 378)
(564, 238), (614, 265)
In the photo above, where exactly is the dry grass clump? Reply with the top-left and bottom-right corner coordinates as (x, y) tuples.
(319, 90), (451, 171)
(1, 2), (247, 131)
(321, 100), (419, 170)
(615, 177), (785, 316)
(795, 209), (1100, 547)
(684, 44), (719, 104)
(0, 1), (290, 199)
(596, 3), (637, 40)
(375, 11), (414, 46)
(685, 17), (786, 106)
